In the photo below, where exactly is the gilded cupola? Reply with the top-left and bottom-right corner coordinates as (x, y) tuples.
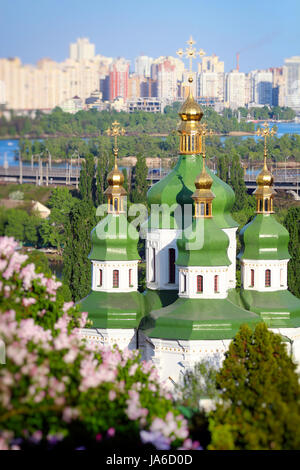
(104, 121), (126, 214)
(254, 122), (276, 214)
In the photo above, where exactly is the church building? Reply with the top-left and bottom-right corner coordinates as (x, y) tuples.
(79, 79), (300, 385)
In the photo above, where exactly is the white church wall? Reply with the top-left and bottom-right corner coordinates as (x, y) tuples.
(241, 259), (289, 292)
(146, 229), (181, 290)
(79, 328), (138, 351)
(91, 260), (139, 293)
(178, 266), (229, 299)
(222, 227), (238, 289)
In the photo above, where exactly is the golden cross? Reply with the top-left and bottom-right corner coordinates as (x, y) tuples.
(176, 36), (206, 81)
(256, 121), (276, 162)
(200, 123), (214, 159)
(106, 120), (125, 163)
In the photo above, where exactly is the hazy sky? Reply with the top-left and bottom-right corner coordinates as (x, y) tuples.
(1, 0), (300, 72)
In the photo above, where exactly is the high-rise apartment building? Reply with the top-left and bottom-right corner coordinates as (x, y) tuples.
(134, 55), (153, 78)
(283, 56), (300, 110)
(269, 67), (285, 107)
(151, 56), (184, 101)
(199, 54), (224, 74)
(197, 72), (224, 101)
(250, 70), (273, 105)
(225, 70), (246, 108)
(69, 38), (95, 62)
(109, 58), (130, 101)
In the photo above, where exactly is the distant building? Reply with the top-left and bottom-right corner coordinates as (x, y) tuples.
(251, 70), (273, 105)
(134, 55), (153, 78)
(225, 70), (246, 108)
(85, 90), (104, 110)
(197, 71), (224, 102)
(109, 59), (130, 101)
(270, 67), (285, 107)
(61, 96), (83, 113)
(127, 97), (166, 113)
(284, 56), (300, 111)
(199, 54), (224, 74)
(69, 38), (95, 62)
(151, 56), (183, 101)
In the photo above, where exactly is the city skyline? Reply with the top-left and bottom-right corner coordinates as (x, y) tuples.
(1, 0), (300, 73)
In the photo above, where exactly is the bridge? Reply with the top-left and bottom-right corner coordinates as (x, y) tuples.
(0, 164), (299, 199)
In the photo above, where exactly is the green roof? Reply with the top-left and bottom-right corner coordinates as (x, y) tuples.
(238, 213), (290, 260)
(239, 289), (300, 327)
(176, 217), (230, 266)
(79, 290), (146, 329)
(143, 288), (178, 314)
(147, 154), (237, 229)
(89, 213), (140, 262)
(139, 296), (260, 340)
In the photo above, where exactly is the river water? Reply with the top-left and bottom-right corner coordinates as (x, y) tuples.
(1, 122), (300, 168)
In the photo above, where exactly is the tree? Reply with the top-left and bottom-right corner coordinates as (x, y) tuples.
(209, 323), (300, 450)
(62, 200), (97, 301)
(94, 151), (114, 207)
(283, 207), (300, 298)
(131, 153), (148, 204)
(45, 187), (76, 251)
(230, 153), (248, 211)
(79, 153), (95, 203)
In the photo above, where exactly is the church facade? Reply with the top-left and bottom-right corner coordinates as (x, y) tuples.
(79, 89), (300, 385)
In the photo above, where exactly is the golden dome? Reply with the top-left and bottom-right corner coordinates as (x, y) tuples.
(179, 90), (203, 122)
(107, 164), (124, 187)
(195, 166), (213, 190)
(257, 165), (274, 187)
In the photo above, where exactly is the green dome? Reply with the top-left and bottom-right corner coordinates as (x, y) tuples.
(89, 213), (140, 262)
(147, 154), (237, 229)
(176, 217), (230, 266)
(238, 213), (290, 261)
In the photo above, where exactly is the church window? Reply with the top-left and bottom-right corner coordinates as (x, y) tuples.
(264, 199), (269, 212)
(113, 269), (119, 288)
(206, 203), (210, 216)
(259, 199), (263, 212)
(197, 275), (203, 293)
(182, 274), (187, 293)
(151, 248), (156, 282)
(99, 269), (102, 287)
(114, 198), (118, 212)
(265, 269), (271, 287)
(250, 269), (254, 287)
(169, 248), (176, 284)
(214, 275), (219, 293)
(129, 268), (132, 286)
(200, 203), (205, 216)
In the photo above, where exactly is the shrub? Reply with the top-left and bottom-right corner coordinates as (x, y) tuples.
(0, 236), (195, 451)
(208, 323), (300, 450)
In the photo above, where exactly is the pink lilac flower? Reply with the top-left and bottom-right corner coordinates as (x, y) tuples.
(140, 430), (171, 450)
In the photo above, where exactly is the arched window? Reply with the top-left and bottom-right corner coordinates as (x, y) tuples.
(259, 199), (263, 212)
(264, 199), (269, 212)
(200, 202), (205, 216)
(206, 203), (210, 216)
(181, 273), (187, 293)
(169, 248), (176, 284)
(250, 269), (254, 287)
(265, 269), (271, 287)
(197, 275), (203, 293)
(280, 268), (284, 286)
(114, 198), (118, 212)
(113, 269), (119, 288)
(99, 269), (103, 287)
(151, 248), (156, 282)
(214, 275), (219, 293)
(129, 268), (132, 287)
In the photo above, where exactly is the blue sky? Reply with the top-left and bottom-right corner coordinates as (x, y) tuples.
(1, 0), (299, 72)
